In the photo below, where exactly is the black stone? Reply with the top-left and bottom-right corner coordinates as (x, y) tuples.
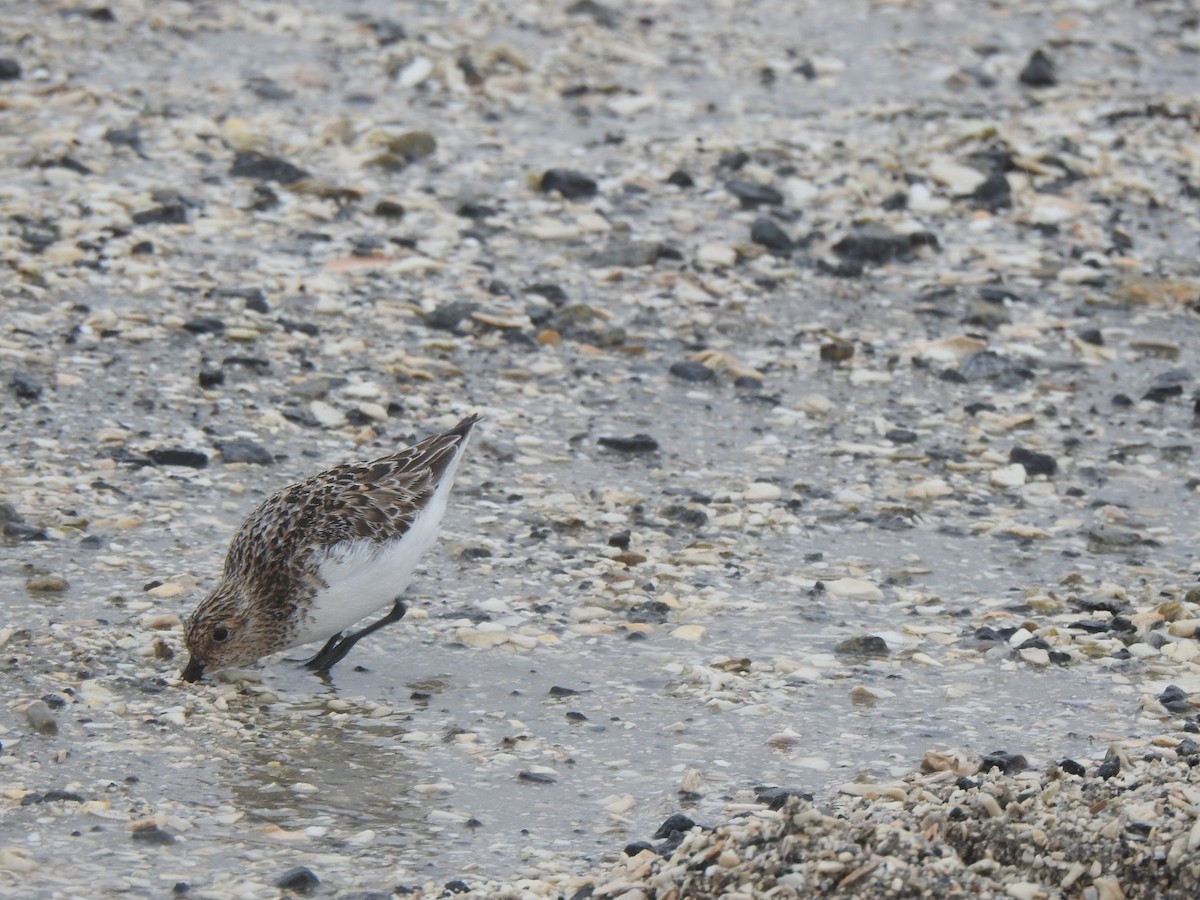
(1097, 756), (1120, 780)
(147, 448), (209, 469)
(960, 350), (1015, 382)
(662, 505), (707, 527)
(725, 180), (783, 208)
(750, 217), (792, 253)
(131, 241), (154, 255)
(607, 530), (631, 550)
(182, 317), (225, 334)
(979, 750), (1028, 774)
(1144, 368), (1191, 403)
(567, 0), (620, 27)
(216, 439), (274, 465)
(443, 881), (471, 895)
(1019, 49), (1057, 88)
(1077, 328), (1103, 346)
(832, 225), (934, 265)
(1158, 684), (1192, 714)
(954, 776), (979, 791)
(1177, 738), (1200, 757)
(456, 201), (495, 219)
(132, 203), (188, 225)
(0, 59), (21, 81)
(198, 370), (224, 389)
(11, 371), (43, 401)
(834, 635), (889, 657)
(459, 546), (492, 560)
(276, 866), (319, 893)
(667, 170), (694, 188)
(1059, 758), (1086, 777)
(885, 428), (918, 444)
(1009, 446), (1057, 476)
(517, 770), (556, 784)
(668, 360), (716, 382)
(229, 152), (309, 184)
(971, 170), (1012, 210)
(278, 318), (319, 336)
(598, 434), (659, 454)
(548, 685), (580, 697)
(213, 286), (269, 313)
(652, 813), (696, 839)
(1068, 620), (1111, 634)
(623, 840), (655, 857)
(425, 300), (478, 332)
(754, 786), (811, 810)
(131, 825), (176, 846)
(540, 169), (598, 199)
(373, 200), (405, 218)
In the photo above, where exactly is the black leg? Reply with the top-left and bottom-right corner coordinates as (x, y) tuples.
(303, 599), (407, 673)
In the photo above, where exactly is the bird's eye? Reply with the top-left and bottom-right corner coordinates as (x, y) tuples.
(212, 626), (231, 643)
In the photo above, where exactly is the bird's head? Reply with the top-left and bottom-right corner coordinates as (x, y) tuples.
(181, 582), (268, 681)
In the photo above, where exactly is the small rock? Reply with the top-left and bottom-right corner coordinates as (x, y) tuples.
(696, 243), (737, 268)
(669, 360), (716, 382)
(972, 170), (1012, 211)
(989, 464), (1027, 488)
(518, 770), (556, 784)
(309, 400), (347, 429)
(11, 371), (43, 401)
(1019, 49), (1057, 88)
(652, 813), (697, 839)
(148, 448), (209, 469)
(834, 635), (889, 657)
(425, 300), (478, 332)
(667, 170), (694, 188)
(276, 867), (319, 893)
(131, 825), (176, 846)
(25, 700), (57, 734)
(1097, 756), (1120, 780)
(725, 180), (783, 208)
(833, 226), (937, 265)
(598, 434), (659, 454)
(1009, 447), (1057, 477)
(216, 439), (274, 465)
(0, 59), (21, 81)
(587, 240), (660, 268)
(540, 169), (597, 199)
(373, 200), (405, 219)
(229, 152), (309, 184)
(26, 574), (68, 592)
(749, 217), (792, 253)
(979, 750), (1029, 774)
(743, 482), (781, 502)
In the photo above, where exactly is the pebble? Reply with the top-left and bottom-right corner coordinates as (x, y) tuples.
(216, 439), (274, 466)
(25, 700), (58, 734)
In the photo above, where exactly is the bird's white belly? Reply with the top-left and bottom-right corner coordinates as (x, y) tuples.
(290, 504), (444, 647)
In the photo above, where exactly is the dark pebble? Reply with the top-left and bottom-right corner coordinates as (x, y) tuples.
(518, 770), (556, 784)
(540, 169), (598, 199)
(652, 813), (697, 839)
(587, 240), (661, 268)
(443, 880), (471, 895)
(371, 19), (406, 45)
(979, 750), (1028, 774)
(754, 786), (811, 810)
(662, 504), (707, 527)
(567, 0), (620, 28)
(832, 225), (936, 264)
(525, 283), (568, 305)
(667, 169), (694, 188)
(459, 546), (492, 560)
(1059, 758), (1087, 777)
(669, 360), (716, 382)
(1077, 327), (1104, 345)
(457, 201), (495, 219)
(971, 170), (1012, 210)
(276, 866), (319, 893)
(229, 151), (310, 184)
(373, 200), (405, 218)
(834, 635), (889, 657)
(1144, 368), (1191, 403)
(1068, 620), (1112, 634)
(198, 369), (224, 389)
(1009, 446), (1057, 476)
(147, 448), (209, 469)
(959, 350), (1013, 382)
(978, 285), (1028, 304)
(425, 300), (478, 332)
(1019, 49), (1057, 88)
(216, 439), (274, 465)
(954, 776), (979, 791)
(607, 530), (631, 550)
(182, 317), (225, 334)
(172, 882), (189, 894)
(885, 428), (918, 444)
(819, 340), (854, 363)
(131, 240), (154, 255)
(131, 203), (188, 226)
(1111, 393), (1133, 407)
(1158, 684), (1192, 714)
(1176, 738), (1200, 757)
(548, 685), (580, 697)
(725, 179), (783, 208)
(624, 840), (655, 857)
(42, 789), (85, 804)
(598, 434), (659, 454)
(1097, 756), (1120, 779)
(0, 58), (21, 80)
(278, 318), (319, 336)
(11, 371), (43, 401)
(131, 825), (176, 846)
(749, 217), (792, 253)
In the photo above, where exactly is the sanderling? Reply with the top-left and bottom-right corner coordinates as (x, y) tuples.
(180, 414), (480, 682)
